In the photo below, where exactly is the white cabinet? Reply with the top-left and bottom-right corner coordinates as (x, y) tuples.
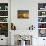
(0, 35), (8, 45)
(38, 3), (46, 37)
(0, 0), (8, 45)
(0, 0), (11, 45)
(38, 38), (46, 46)
(38, 3), (46, 46)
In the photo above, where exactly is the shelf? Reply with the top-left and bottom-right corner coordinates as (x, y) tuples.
(38, 28), (46, 29)
(0, 16), (8, 17)
(38, 22), (46, 23)
(0, 22), (8, 23)
(38, 16), (46, 17)
(38, 10), (46, 11)
(0, 10), (8, 11)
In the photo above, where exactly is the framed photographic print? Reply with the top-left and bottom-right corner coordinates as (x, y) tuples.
(0, 23), (8, 37)
(38, 29), (46, 37)
(17, 10), (29, 19)
(38, 23), (46, 28)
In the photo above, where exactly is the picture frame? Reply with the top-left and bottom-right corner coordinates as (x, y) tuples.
(38, 29), (46, 37)
(17, 10), (29, 19)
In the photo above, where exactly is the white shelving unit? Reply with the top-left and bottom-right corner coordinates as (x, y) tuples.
(38, 3), (46, 37)
(0, 2), (9, 45)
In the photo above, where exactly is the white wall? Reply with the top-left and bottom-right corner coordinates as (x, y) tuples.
(11, 0), (38, 30)
(11, 0), (46, 30)
(11, 0), (38, 45)
(11, 0), (46, 46)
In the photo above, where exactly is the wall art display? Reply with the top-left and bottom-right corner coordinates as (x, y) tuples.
(38, 29), (46, 37)
(17, 10), (29, 19)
